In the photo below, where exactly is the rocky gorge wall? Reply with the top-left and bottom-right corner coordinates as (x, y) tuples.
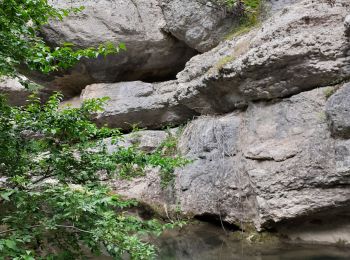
(1, 0), (350, 245)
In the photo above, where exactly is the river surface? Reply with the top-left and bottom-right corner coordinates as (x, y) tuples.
(153, 222), (350, 260)
(92, 222), (350, 259)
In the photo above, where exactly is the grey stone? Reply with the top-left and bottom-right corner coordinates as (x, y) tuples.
(267, 0), (302, 13)
(25, 0), (197, 97)
(81, 81), (199, 130)
(175, 0), (350, 114)
(110, 86), (350, 233)
(106, 129), (176, 213)
(105, 130), (169, 153)
(326, 83), (350, 138)
(160, 0), (239, 52)
(63, 0), (350, 131)
(242, 87), (350, 228)
(0, 78), (30, 106)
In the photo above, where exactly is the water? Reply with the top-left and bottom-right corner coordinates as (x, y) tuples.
(155, 222), (350, 260)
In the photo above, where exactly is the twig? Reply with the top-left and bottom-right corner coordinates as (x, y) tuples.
(0, 224), (93, 235)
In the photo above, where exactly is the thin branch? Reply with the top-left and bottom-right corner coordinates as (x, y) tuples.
(0, 225), (41, 235)
(0, 224), (93, 235)
(55, 225), (93, 234)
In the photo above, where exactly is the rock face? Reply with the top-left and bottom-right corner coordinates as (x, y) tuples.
(160, 0), (238, 52)
(7, 0), (350, 246)
(81, 81), (199, 130)
(0, 78), (31, 106)
(326, 83), (350, 139)
(27, 0), (197, 97)
(111, 86), (350, 241)
(66, 0), (350, 130)
(175, 86), (350, 230)
(25, 0), (247, 97)
(175, 0), (350, 114)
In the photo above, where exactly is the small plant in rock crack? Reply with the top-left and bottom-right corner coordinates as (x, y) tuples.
(149, 127), (190, 188)
(217, 0), (262, 40)
(0, 93), (182, 259)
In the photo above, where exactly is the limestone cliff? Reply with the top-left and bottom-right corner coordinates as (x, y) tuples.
(1, 0), (350, 245)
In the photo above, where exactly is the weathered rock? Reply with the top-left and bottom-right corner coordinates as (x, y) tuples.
(326, 83), (350, 138)
(26, 0), (197, 97)
(0, 78), (30, 106)
(107, 129), (177, 213)
(174, 114), (257, 224)
(276, 210), (350, 245)
(81, 81), (199, 130)
(176, 0), (350, 114)
(105, 129), (170, 153)
(160, 0), (238, 52)
(110, 86), (350, 237)
(242, 87), (350, 228)
(63, 0), (350, 130)
(267, 0), (302, 13)
(345, 14), (350, 36)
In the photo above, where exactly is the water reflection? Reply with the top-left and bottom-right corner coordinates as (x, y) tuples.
(155, 222), (350, 260)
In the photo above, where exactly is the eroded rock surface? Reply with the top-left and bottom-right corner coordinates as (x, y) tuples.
(160, 0), (238, 52)
(26, 0), (197, 97)
(8, 0), (350, 246)
(81, 81), (199, 130)
(175, 0), (350, 114)
(110, 86), (350, 237)
(345, 14), (350, 36)
(326, 83), (350, 138)
(0, 78), (31, 106)
(64, 0), (350, 130)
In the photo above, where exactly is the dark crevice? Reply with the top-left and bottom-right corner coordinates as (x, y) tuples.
(195, 213), (240, 232)
(28, 29), (200, 99)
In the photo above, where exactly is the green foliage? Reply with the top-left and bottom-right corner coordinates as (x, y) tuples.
(218, 0), (262, 40)
(323, 87), (337, 99)
(116, 127), (189, 188)
(216, 0), (261, 10)
(215, 55), (236, 71)
(0, 94), (182, 259)
(152, 129), (189, 188)
(0, 0), (125, 78)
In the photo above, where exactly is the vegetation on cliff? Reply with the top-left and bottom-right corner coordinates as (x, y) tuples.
(0, 1), (185, 259)
(0, 0), (125, 84)
(0, 92), (188, 258)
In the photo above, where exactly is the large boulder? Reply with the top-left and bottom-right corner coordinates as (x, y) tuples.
(160, 0), (238, 52)
(175, 0), (350, 114)
(26, 0), (197, 97)
(110, 86), (350, 241)
(81, 81), (199, 130)
(160, 0), (303, 51)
